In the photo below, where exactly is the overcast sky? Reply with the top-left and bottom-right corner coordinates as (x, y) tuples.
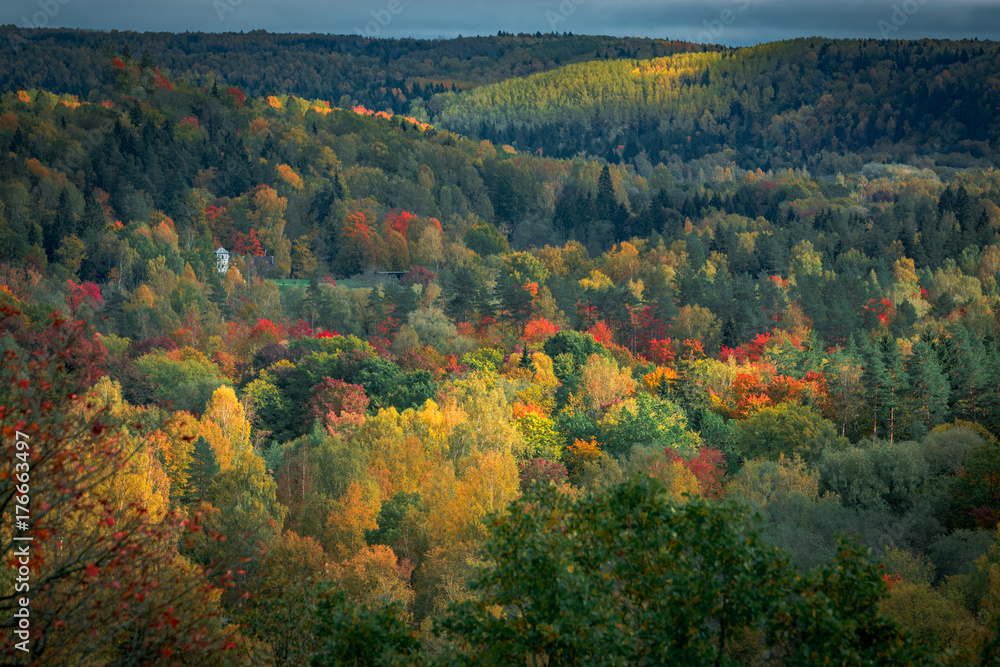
(4, 0), (1000, 45)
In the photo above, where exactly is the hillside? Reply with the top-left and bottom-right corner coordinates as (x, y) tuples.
(431, 37), (1000, 171)
(0, 27), (710, 116)
(3, 33), (1000, 664)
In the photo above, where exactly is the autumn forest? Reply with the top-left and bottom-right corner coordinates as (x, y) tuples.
(3, 27), (1000, 665)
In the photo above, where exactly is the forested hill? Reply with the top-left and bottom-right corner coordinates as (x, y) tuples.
(0, 27), (707, 116)
(8, 30), (1000, 664)
(430, 38), (1000, 171)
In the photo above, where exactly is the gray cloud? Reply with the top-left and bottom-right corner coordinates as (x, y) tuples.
(2, 0), (999, 44)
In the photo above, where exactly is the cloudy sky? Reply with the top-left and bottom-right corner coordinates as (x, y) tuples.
(4, 0), (1000, 44)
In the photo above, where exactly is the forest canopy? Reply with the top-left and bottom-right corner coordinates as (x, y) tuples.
(2, 30), (1000, 665)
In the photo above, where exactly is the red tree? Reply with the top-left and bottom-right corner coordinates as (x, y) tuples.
(384, 210), (414, 237)
(666, 448), (725, 499)
(231, 229), (264, 257)
(227, 87), (246, 107)
(65, 280), (103, 318)
(517, 458), (568, 492)
(306, 379), (370, 436)
(337, 214), (380, 274)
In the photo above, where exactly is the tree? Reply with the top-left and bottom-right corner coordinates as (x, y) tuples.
(0, 305), (237, 663)
(601, 392), (699, 460)
(324, 480), (380, 562)
(436, 476), (934, 665)
(514, 412), (563, 460)
(725, 455), (823, 508)
(860, 335), (908, 443)
(737, 402), (844, 464)
(337, 212), (381, 275)
(196, 448), (286, 570)
(307, 378), (370, 437)
(767, 537), (938, 666)
(232, 228), (264, 257)
(310, 586), (423, 667)
(903, 339), (950, 440)
(671, 304), (722, 354)
(936, 324), (987, 424)
(292, 236), (318, 278)
(464, 222), (509, 256)
(202, 384), (251, 454)
(580, 352), (636, 412)
(496, 251), (549, 328)
(366, 491), (425, 564)
(436, 477), (786, 664)
(185, 435), (220, 505)
(952, 439), (1000, 528)
(517, 458), (569, 491)
(65, 279), (103, 318)
(240, 530), (328, 665)
(818, 439), (929, 515)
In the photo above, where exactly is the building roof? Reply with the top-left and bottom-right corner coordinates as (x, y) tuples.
(215, 247), (229, 254)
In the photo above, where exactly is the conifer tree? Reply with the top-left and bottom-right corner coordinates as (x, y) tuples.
(185, 436), (221, 505)
(936, 324), (987, 423)
(903, 338), (950, 439)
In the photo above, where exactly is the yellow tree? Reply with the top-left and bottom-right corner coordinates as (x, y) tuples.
(203, 385), (251, 455)
(444, 384), (525, 460)
(324, 480), (380, 562)
(456, 450), (520, 538)
(248, 185), (291, 277)
(356, 407), (433, 500)
(197, 417), (234, 472)
(158, 410), (198, 498)
(329, 543), (414, 609)
(581, 353), (636, 413)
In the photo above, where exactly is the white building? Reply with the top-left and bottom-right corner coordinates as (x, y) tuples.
(215, 247), (231, 274)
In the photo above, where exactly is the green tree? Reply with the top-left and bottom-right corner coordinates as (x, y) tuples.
(819, 439), (929, 515)
(437, 477), (792, 665)
(310, 586), (424, 667)
(951, 439), (1000, 529)
(767, 537), (938, 666)
(197, 449), (287, 570)
(435, 476), (935, 666)
(463, 222), (509, 256)
(496, 251), (549, 327)
(936, 324), (987, 424)
(737, 402), (845, 464)
(184, 435), (220, 505)
(903, 338), (950, 440)
(861, 335), (908, 443)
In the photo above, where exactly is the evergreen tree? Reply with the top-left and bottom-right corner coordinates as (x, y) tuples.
(861, 335), (908, 443)
(47, 188), (78, 255)
(936, 324), (987, 423)
(80, 192), (106, 239)
(185, 436), (220, 505)
(980, 333), (1000, 434)
(903, 338), (950, 440)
